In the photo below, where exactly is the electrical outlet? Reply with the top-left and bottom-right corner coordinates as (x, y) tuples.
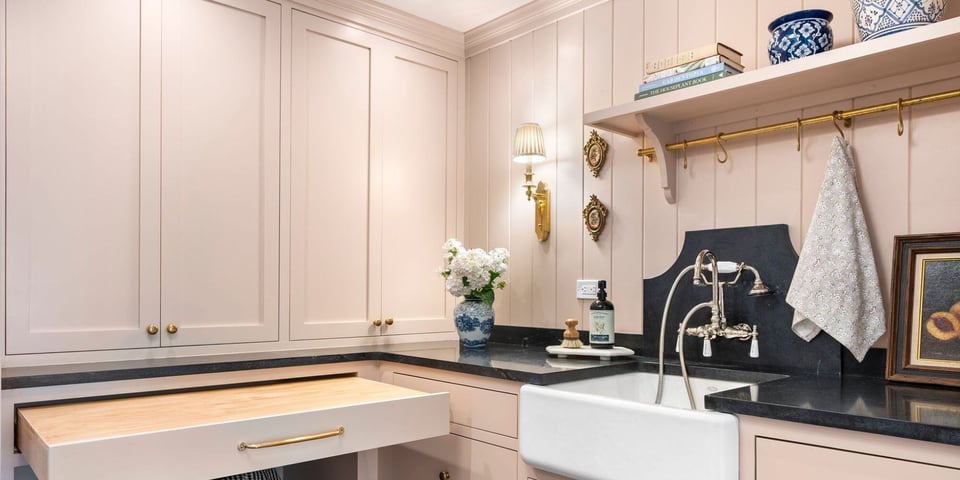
(576, 280), (599, 300)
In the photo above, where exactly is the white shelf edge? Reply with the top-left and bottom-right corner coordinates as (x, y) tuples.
(583, 15), (960, 205)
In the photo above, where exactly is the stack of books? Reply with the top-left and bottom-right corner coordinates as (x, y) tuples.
(635, 43), (744, 100)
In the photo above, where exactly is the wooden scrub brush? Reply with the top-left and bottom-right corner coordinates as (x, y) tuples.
(560, 318), (584, 348)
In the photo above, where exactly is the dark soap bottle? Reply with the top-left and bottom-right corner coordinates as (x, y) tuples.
(589, 280), (615, 349)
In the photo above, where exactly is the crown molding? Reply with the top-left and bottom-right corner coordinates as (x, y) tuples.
(289, 0), (465, 60)
(465, 0), (607, 57)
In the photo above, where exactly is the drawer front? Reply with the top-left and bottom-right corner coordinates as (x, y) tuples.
(393, 373), (518, 438)
(18, 377), (449, 480)
(756, 438), (960, 480)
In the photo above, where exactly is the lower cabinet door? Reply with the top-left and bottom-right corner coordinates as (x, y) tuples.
(380, 434), (517, 480)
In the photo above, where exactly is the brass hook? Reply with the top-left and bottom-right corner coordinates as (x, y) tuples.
(715, 133), (728, 164)
(682, 140), (688, 169)
(832, 111), (846, 140)
(896, 98), (904, 136)
(796, 118), (802, 152)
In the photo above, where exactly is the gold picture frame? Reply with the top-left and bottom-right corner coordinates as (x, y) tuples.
(887, 232), (960, 387)
(583, 130), (608, 177)
(582, 195), (608, 241)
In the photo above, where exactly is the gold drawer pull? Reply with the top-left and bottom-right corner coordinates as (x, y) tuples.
(237, 426), (345, 451)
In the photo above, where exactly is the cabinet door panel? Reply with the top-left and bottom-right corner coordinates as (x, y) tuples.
(161, 0), (280, 345)
(5, 0), (157, 353)
(380, 434), (517, 480)
(378, 46), (458, 335)
(289, 11), (376, 340)
(756, 438), (960, 480)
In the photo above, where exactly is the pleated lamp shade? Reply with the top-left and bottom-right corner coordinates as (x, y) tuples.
(513, 123), (546, 164)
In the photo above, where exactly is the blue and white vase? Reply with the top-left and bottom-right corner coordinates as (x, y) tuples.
(768, 9), (834, 64)
(852, 0), (948, 41)
(454, 296), (494, 348)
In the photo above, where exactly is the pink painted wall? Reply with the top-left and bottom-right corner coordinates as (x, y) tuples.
(465, 0), (960, 339)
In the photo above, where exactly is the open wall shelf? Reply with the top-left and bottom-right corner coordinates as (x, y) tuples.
(584, 16), (960, 203)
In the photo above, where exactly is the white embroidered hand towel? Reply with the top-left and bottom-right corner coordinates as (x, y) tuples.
(786, 136), (886, 362)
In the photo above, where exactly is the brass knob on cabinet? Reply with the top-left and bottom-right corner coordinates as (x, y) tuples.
(146, 324), (159, 335)
(384, 318), (394, 326)
(166, 324), (179, 334)
(373, 319), (383, 327)
(439, 472), (450, 480)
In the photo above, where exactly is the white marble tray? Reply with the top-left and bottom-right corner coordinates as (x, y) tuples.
(545, 345), (635, 360)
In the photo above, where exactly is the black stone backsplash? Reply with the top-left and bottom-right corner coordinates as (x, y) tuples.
(641, 224), (844, 376)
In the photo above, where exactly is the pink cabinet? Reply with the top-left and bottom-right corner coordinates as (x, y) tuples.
(740, 415), (960, 480)
(4, 0), (281, 354)
(288, 10), (458, 341)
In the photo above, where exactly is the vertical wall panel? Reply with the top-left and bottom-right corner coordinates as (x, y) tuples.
(488, 44), (512, 322)
(718, 0), (758, 70)
(852, 89), (910, 318)
(908, 77), (960, 234)
(510, 34), (535, 325)
(642, 0), (679, 278)
(532, 24), (559, 328)
(466, 53), (490, 249)
(674, 1), (718, 252)
(582, 2), (614, 320)
(715, 119), (758, 229)
(678, 0), (716, 50)
(756, 111), (803, 249)
(676, 126), (717, 248)
(556, 14), (585, 328)
(611, 0), (646, 333)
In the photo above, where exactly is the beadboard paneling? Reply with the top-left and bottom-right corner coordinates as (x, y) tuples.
(466, 0), (960, 339)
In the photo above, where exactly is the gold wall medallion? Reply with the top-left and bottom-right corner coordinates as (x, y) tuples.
(583, 130), (609, 177)
(582, 195), (608, 241)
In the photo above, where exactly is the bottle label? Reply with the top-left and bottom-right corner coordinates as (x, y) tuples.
(589, 310), (615, 344)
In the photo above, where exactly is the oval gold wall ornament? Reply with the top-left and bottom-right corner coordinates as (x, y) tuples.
(583, 129), (609, 177)
(582, 194), (608, 241)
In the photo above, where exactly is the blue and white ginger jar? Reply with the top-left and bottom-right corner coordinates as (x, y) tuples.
(768, 9), (834, 65)
(454, 296), (494, 348)
(852, 0), (948, 41)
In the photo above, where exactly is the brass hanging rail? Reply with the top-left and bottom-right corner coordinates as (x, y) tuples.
(636, 88), (960, 160)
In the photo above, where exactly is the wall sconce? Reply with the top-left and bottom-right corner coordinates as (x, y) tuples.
(513, 123), (550, 242)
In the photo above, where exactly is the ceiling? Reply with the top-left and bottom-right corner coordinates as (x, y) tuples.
(374, 0), (535, 32)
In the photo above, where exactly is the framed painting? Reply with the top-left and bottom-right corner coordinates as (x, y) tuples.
(887, 232), (960, 387)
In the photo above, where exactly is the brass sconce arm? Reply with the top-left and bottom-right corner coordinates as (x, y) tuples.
(530, 181), (550, 242)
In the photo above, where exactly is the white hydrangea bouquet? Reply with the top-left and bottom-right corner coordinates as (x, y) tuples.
(440, 238), (509, 307)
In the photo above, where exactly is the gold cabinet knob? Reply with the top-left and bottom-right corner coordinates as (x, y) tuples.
(146, 324), (159, 335)
(373, 319), (382, 327)
(166, 324), (179, 334)
(439, 472), (450, 480)
(384, 317), (394, 326)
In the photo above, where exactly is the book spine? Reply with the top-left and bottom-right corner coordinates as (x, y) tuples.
(642, 55), (724, 83)
(644, 44), (719, 74)
(633, 69), (737, 100)
(639, 62), (726, 92)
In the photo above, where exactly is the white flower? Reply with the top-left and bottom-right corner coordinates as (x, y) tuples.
(439, 238), (509, 305)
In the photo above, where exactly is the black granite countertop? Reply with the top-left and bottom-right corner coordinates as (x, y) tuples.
(705, 373), (960, 446)
(1, 341), (638, 390)
(5, 341), (960, 448)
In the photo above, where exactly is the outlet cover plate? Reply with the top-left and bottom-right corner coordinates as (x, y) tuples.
(576, 280), (599, 300)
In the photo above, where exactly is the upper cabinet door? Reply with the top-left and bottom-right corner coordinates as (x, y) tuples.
(160, 0), (281, 346)
(376, 44), (458, 335)
(5, 0), (160, 354)
(289, 11), (380, 340)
